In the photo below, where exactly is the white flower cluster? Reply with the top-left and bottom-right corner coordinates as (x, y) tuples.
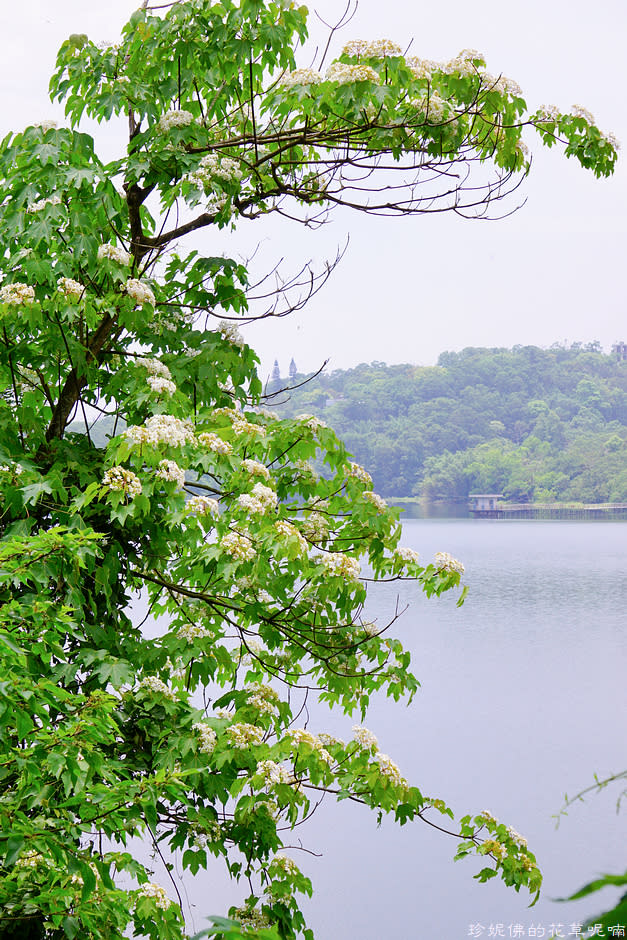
(343, 39), (402, 58)
(125, 278), (156, 307)
(0, 463), (23, 476)
(218, 320), (244, 348)
(406, 56), (438, 80)
(233, 907), (270, 930)
(293, 458), (318, 482)
(434, 551), (465, 574)
(269, 853), (299, 876)
(137, 882), (172, 910)
(605, 132), (621, 150)
(97, 243), (131, 265)
(187, 152), (243, 188)
(352, 725), (378, 751)
(197, 431), (232, 454)
(147, 375), (176, 396)
(295, 413), (326, 431)
(374, 751), (407, 787)
(0, 282), (35, 305)
(232, 415), (266, 437)
(363, 490), (387, 512)
(347, 462), (372, 486)
(247, 682), (281, 715)
(125, 414), (195, 448)
(420, 92), (448, 124)
(157, 459), (186, 488)
(138, 676), (174, 699)
(158, 109), (194, 132)
(318, 732), (346, 748)
(192, 722), (217, 755)
(177, 621), (209, 641)
(136, 357), (171, 379)
(280, 68), (323, 87)
(506, 826), (528, 848)
(255, 759), (292, 785)
(16, 852), (44, 869)
(226, 722), (264, 748)
(205, 193), (228, 215)
(572, 103), (596, 125)
(288, 729), (333, 765)
(241, 459), (270, 479)
(300, 512), (328, 543)
(28, 194), (62, 213)
(274, 520), (308, 553)
(326, 61), (380, 84)
(536, 104), (561, 124)
(221, 530), (256, 561)
(322, 552), (361, 581)
(57, 277), (84, 301)
(486, 74), (523, 97)
(33, 120), (57, 132)
(395, 546), (420, 564)
(102, 466), (142, 498)
(186, 495), (219, 516)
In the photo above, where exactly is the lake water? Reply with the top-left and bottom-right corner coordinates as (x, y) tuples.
(136, 519), (627, 938)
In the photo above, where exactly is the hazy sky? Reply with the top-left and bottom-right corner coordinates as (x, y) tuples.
(1, 1), (626, 381)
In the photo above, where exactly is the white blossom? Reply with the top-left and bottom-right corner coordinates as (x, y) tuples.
(197, 431), (233, 454)
(326, 62), (380, 84)
(124, 414), (195, 447)
(33, 120), (57, 132)
(374, 751), (407, 787)
(186, 152), (243, 188)
(288, 729), (333, 763)
(186, 495), (219, 516)
(352, 725), (378, 751)
(158, 109), (194, 132)
(406, 57), (439, 80)
(536, 104), (561, 124)
(157, 459), (186, 488)
(247, 682), (280, 714)
(98, 243), (131, 265)
(347, 462), (372, 486)
(226, 722), (264, 748)
(322, 552), (361, 581)
(255, 759), (292, 785)
(0, 282), (35, 305)
(135, 357), (172, 380)
(241, 459), (270, 479)
(218, 320), (245, 348)
(274, 520), (308, 553)
(343, 39), (402, 58)
(300, 511), (328, 543)
(138, 676), (174, 699)
(137, 882), (172, 910)
(192, 722), (217, 755)
(572, 104), (596, 125)
(28, 194), (62, 213)
(57, 277), (84, 300)
(125, 278), (156, 307)
(433, 551), (465, 575)
(177, 622), (209, 640)
(280, 67), (323, 87)
(363, 490), (387, 512)
(102, 466), (142, 498)
(395, 546), (420, 564)
(221, 531), (256, 561)
(147, 375), (176, 396)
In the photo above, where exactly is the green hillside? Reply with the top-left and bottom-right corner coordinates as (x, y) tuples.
(269, 344), (627, 502)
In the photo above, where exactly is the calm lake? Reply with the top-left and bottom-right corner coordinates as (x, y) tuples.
(137, 518), (627, 938)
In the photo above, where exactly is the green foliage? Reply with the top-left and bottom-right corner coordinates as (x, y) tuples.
(0, 2), (616, 937)
(271, 346), (627, 502)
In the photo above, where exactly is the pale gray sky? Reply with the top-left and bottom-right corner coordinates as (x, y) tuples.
(1, 1), (625, 380)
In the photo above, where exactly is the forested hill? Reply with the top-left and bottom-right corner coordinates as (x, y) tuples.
(268, 344), (627, 502)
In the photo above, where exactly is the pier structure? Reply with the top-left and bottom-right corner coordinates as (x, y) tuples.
(468, 495), (627, 519)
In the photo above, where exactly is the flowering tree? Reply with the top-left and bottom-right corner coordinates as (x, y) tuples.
(0, 2), (617, 938)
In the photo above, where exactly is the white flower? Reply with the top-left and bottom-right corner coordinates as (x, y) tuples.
(604, 131), (621, 150)
(241, 459), (270, 479)
(374, 751), (407, 787)
(186, 152), (243, 188)
(318, 732), (345, 748)
(135, 357), (172, 380)
(363, 490), (387, 512)
(347, 462), (372, 485)
(326, 61), (380, 84)
(177, 622), (209, 640)
(137, 882), (172, 910)
(536, 104), (561, 124)
(157, 459), (186, 488)
(33, 120), (57, 132)
(186, 495), (219, 516)
(288, 729), (333, 763)
(269, 853), (299, 876)
(16, 852), (45, 869)
(395, 546), (420, 564)
(125, 278), (155, 307)
(97, 243), (131, 265)
(192, 722), (217, 755)
(300, 511), (328, 543)
(57, 276), (84, 300)
(236, 493), (265, 514)
(147, 375), (176, 396)
(255, 759), (292, 785)
(433, 551), (465, 574)
(506, 826), (528, 848)
(138, 676), (174, 699)
(28, 194), (62, 213)
(274, 520), (308, 553)
(102, 466), (142, 498)
(197, 431), (232, 454)
(158, 109), (194, 132)
(322, 552), (361, 581)
(124, 414), (195, 447)
(221, 531), (256, 561)
(247, 682), (280, 714)
(406, 56), (439, 80)
(572, 104), (596, 125)
(0, 282), (35, 305)
(218, 320), (244, 348)
(343, 39), (402, 58)
(352, 725), (378, 751)
(226, 722), (264, 748)
(280, 67), (323, 87)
